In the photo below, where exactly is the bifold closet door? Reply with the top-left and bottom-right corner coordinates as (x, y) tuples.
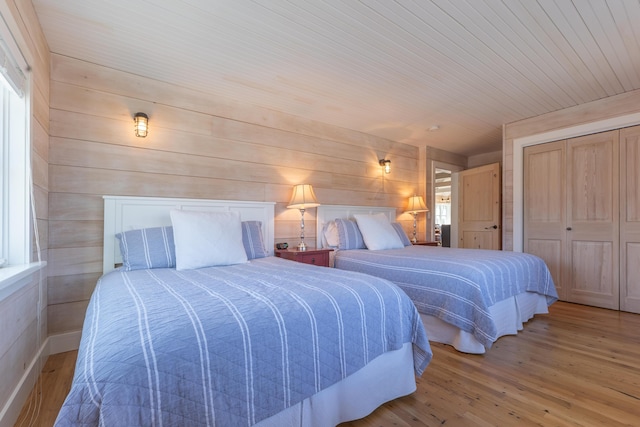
(524, 140), (566, 300)
(566, 131), (619, 309)
(525, 130), (619, 310)
(620, 126), (640, 314)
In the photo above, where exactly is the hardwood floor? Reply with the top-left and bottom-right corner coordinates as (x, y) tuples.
(15, 302), (640, 426)
(14, 351), (77, 427)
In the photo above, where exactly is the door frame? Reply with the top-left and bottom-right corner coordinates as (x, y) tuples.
(512, 112), (640, 252)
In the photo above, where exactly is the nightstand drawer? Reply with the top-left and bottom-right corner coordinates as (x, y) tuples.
(296, 252), (329, 266)
(412, 241), (440, 246)
(275, 247), (332, 267)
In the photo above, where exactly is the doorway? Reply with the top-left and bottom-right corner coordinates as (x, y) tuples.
(431, 161), (464, 247)
(434, 168), (451, 246)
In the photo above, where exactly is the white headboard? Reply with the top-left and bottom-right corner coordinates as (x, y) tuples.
(316, 205), (397, 248)
(103, 196), (276, 274)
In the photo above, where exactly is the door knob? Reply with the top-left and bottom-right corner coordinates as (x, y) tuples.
(484, 225), (498, 230)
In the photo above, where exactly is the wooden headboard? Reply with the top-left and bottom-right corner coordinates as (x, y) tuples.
(103, 196), (275, 273)
(316, 205), (397, 248)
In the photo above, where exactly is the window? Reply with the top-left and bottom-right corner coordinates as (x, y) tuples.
(0, 32), (29, 266)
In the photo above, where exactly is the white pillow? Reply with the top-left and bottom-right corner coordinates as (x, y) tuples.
(354, 213), (404, 250)
(170, 210), (248, 270)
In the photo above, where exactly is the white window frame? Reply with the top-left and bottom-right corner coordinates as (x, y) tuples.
(0, 14), (40, 302)
(1, 75), (30, 266)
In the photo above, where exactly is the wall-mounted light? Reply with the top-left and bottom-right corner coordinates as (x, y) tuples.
(134, 112), (149, 137)
(287, 184), (320, 251)
(379, 159), (391, 174)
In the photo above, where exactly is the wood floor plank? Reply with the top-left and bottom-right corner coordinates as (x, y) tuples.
(14, 301), (640, 426)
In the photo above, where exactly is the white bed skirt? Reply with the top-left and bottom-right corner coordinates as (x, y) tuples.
(421, 292), (549, 354)
(255, 342), (416, 427)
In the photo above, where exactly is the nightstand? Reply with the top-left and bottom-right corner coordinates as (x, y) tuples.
(412, 241), (440, 246)
(275, 247), (333, 267)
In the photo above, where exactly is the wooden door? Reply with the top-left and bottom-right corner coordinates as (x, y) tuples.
(457, 162), (501, 250)
(524, 141), (567, 300)
(566, 131), (619, 310)
(620, 126), (640, 314)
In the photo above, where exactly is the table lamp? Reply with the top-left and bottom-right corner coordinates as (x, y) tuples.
(405, 195), (429, 243)
(287, 184), (320, 251)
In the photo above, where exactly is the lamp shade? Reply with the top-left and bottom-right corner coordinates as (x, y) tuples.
(287, 184), (320, 209)
(405, 195), (429, 213)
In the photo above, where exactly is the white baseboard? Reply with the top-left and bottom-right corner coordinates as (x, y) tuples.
(0, 331), (81, 427)
(49, 330), (81, 355)
(0, 338), (49, 427)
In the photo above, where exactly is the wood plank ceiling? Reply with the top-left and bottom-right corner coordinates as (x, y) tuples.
(31, 0), (640, 156)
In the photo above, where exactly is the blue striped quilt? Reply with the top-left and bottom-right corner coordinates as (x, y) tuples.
(55, 257), (431, 427)
(334, 246), (557, 348)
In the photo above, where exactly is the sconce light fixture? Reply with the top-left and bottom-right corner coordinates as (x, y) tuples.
(134, 112), (149, 137)
(405, 195), (429, 243)
(379, 159), (391, 174)
(287, 184), (320, 251)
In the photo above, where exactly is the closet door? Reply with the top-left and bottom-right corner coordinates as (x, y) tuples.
(524, 141), (566, 300)
(566, 131), (619, 310)
(620, 126), (640, 314)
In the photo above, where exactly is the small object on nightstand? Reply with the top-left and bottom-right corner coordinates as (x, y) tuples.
(275, 242), (288, 250)
(275, 247), (333, 267)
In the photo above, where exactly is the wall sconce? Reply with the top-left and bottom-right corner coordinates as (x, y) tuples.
(134, 112), (149, 137)
(405, 195), (429, 243)
(379, 159), (391, 174)
(287, 184), (320, 251)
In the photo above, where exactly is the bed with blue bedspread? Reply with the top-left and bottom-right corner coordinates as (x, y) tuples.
(335, 245), (557, 351)
(316, 205), (558, 354)
(55, 197), (432, 427)
(55, 258), (431, 427)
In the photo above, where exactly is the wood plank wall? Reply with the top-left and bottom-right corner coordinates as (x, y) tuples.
(503, 88), (640, 251)
(0, 0), (50, 419)
(47, 54), (421, 335)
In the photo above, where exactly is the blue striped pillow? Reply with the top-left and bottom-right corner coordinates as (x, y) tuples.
(335, 218), (366, 250)
(116, 221), (268, 270)
(116, 226), (175, 271)
(241, 221), (268, 259)
(391, 222), (412, 246)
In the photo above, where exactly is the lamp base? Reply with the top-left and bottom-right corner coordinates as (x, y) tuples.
(297, 241), (307, 251)
(411, 236), (418, 244)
